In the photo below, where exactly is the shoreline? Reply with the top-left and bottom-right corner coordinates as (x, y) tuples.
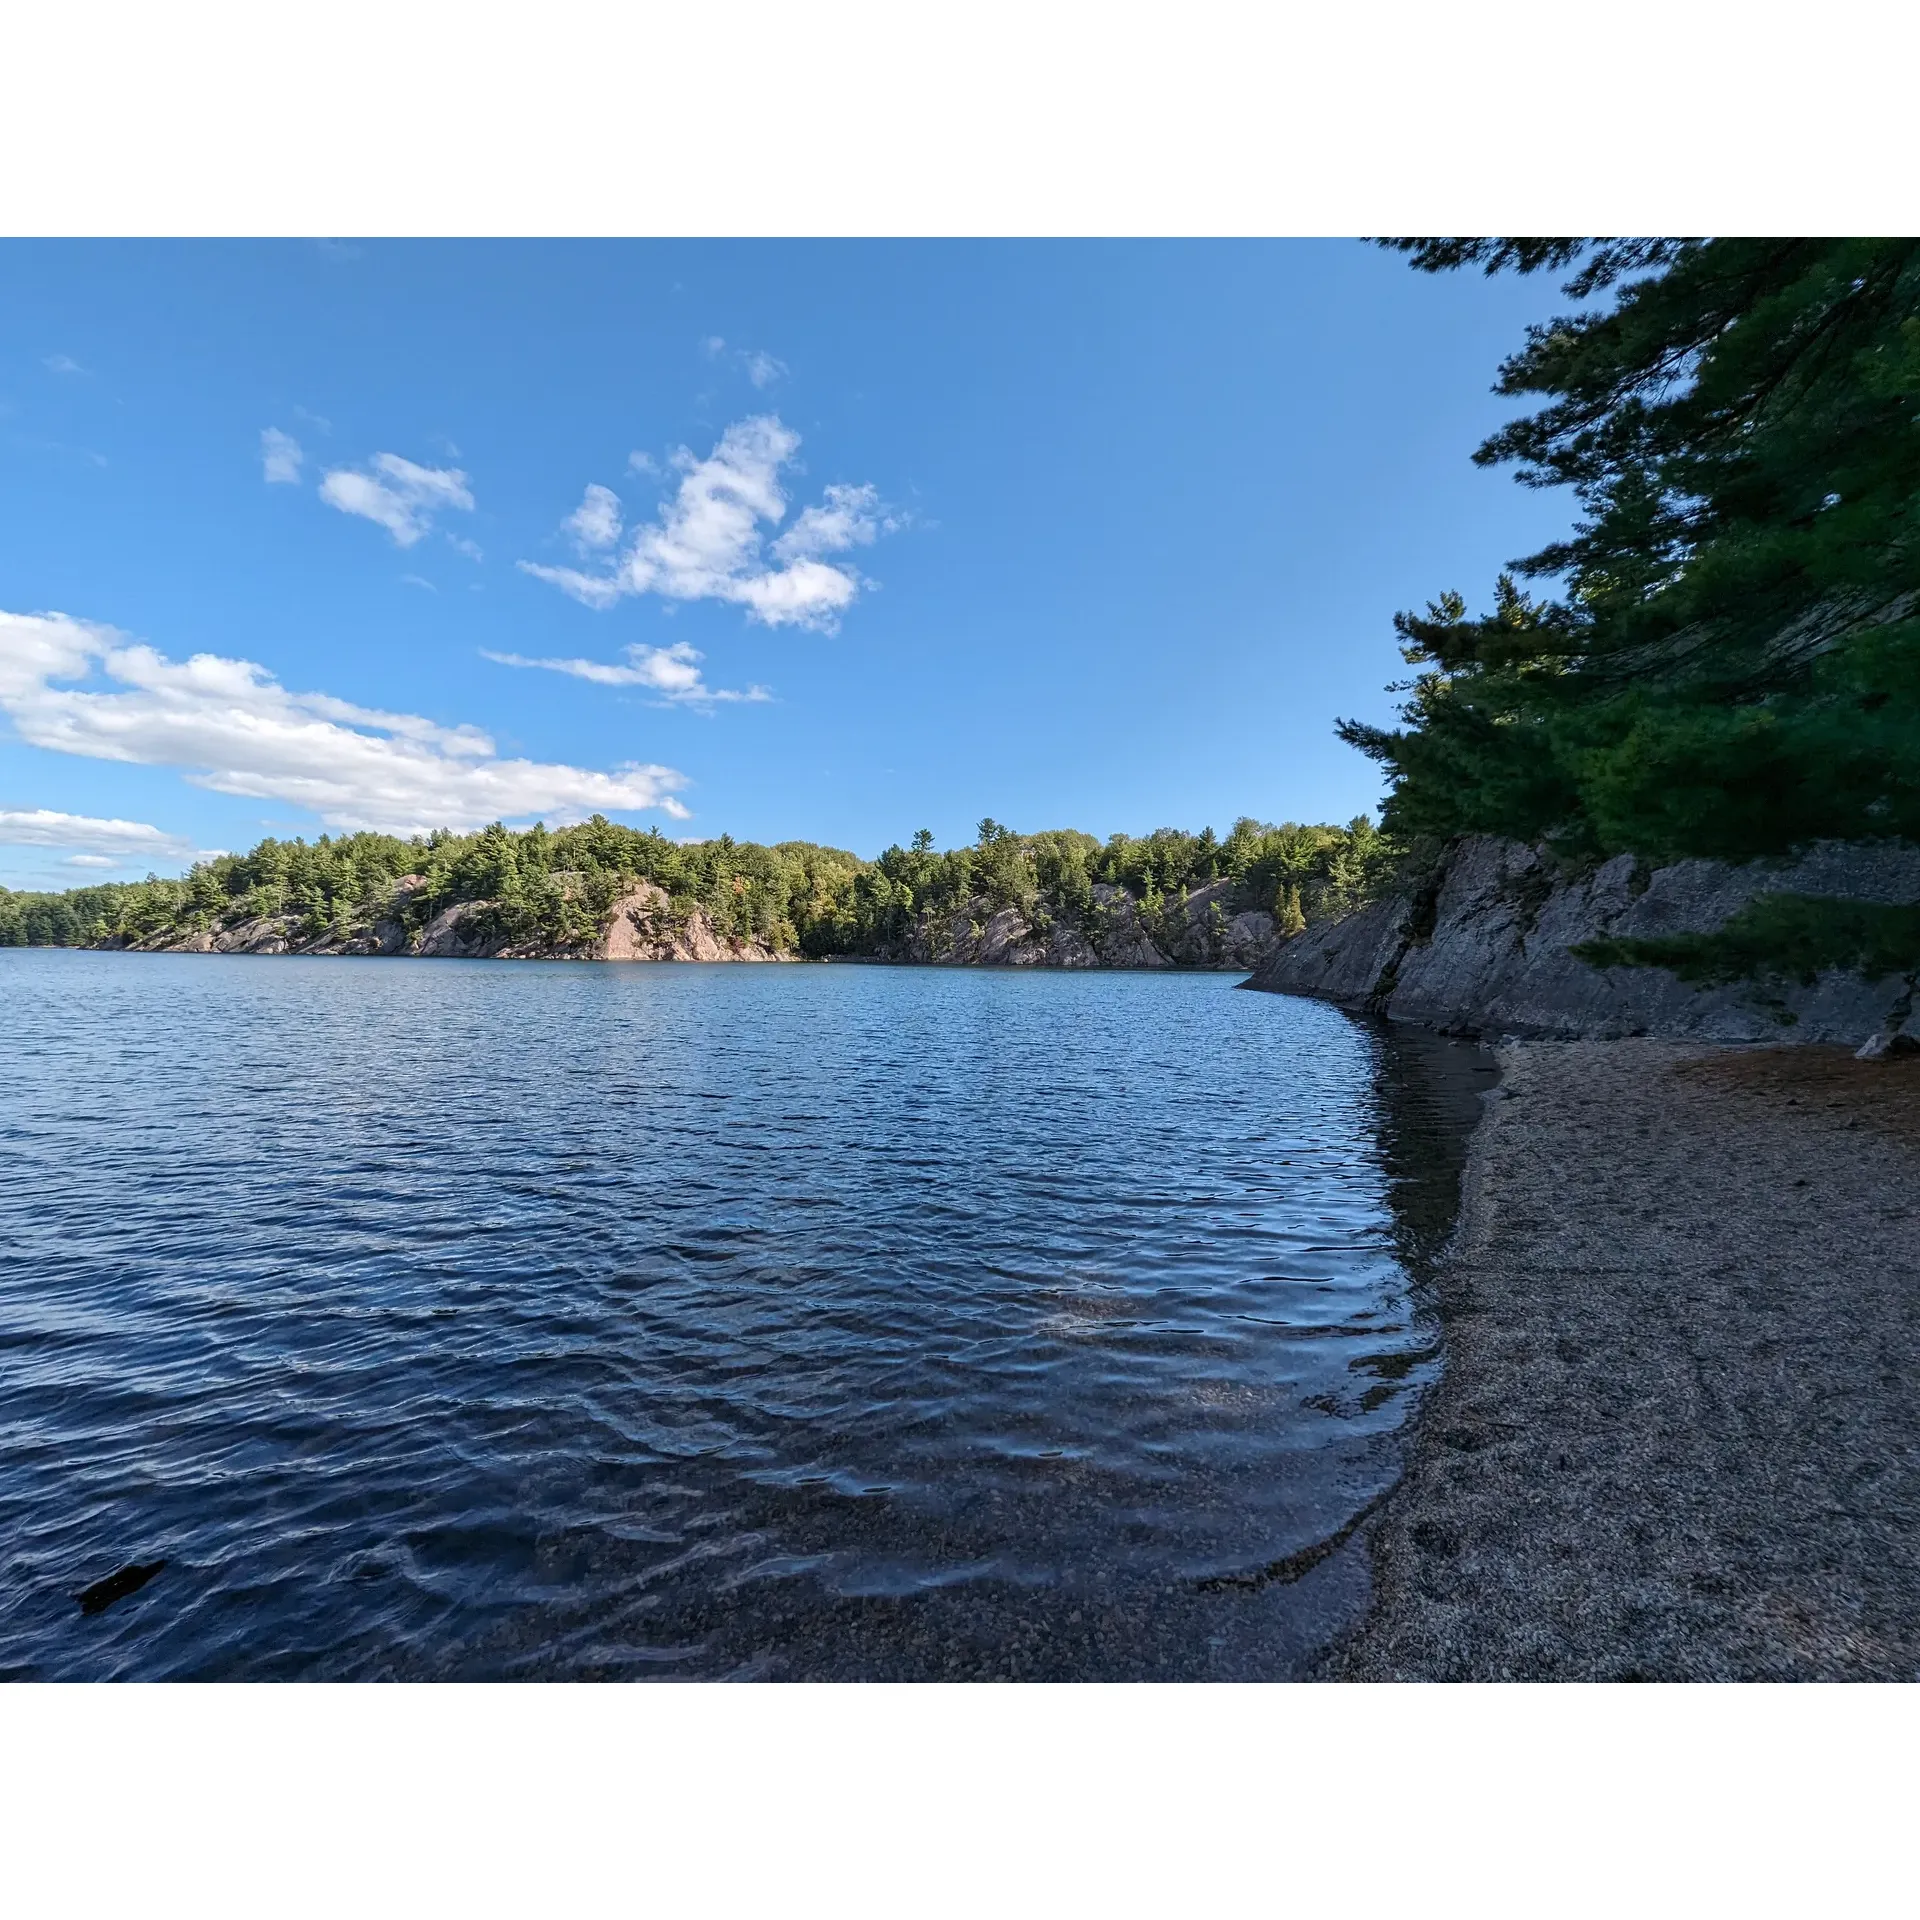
(1326, 1036), (1920, 1680)
(10, 942), (1265, 976)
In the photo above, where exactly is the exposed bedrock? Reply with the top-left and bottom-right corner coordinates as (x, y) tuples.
(1243, 835), (1920, 1045)
(106, 873), (1285, 970)
(598, 881), (790, 963)
(893, 878), (1276, 969)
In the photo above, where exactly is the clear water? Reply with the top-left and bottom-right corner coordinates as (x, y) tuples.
(0, 951), (1491, 1680)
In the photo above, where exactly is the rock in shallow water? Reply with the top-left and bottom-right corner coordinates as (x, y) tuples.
(75, 1560), (166, 1615)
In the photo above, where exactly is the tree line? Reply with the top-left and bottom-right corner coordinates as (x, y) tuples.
(0, 815), (1392, 956)
(812, 816), (1388, 956)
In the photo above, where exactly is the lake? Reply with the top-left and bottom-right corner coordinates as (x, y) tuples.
(0, 951), (1491, 1679)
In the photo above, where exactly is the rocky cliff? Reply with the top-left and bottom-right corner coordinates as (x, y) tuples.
(888, 878), (1276, 970)
(595, 881), (790, 963)
(105, 877), (790, 964)
(103, 874), (1284, 969)
(1243, 835), (1920, 1045)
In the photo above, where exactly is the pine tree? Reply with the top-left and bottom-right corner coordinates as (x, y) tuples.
(1342, 239), (1920, 867)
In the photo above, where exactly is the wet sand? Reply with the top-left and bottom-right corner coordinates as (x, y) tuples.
(1329, 1038), (1920, 1681)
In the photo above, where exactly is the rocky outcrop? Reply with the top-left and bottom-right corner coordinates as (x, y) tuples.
(112, 890), (540, 962)
(107, 874), (790, 965)
(113, 912), (391, 958)
(599, 881), (789, 963)
(414, 900), (514, 959)
(1159, 879), (1278, 969)
(101, 872), (1290, 972)
(892, 879), (1278, 970)
(107, 872), (427, 958)
(1244, 835), (1920, 1045)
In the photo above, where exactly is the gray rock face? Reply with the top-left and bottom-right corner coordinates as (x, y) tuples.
(891, 879), (1281, 970)
(132, 912), (306, 955)
(415, 901), (506, 959)
(1142, 879), (1278, 969)
(110, 872), (1295, 972)
(1244, 835), (1920, 1045)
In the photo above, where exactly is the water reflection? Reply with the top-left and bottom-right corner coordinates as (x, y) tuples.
(0, 954), (1489, 1681)
(1365, 1021), (1500, 1284)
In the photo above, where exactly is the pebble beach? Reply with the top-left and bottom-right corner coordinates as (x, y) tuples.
(1330, 1038), (1920, 1681)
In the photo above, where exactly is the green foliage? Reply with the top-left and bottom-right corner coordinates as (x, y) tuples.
(1346, 239), (1920, 869)
(834, 815), (1392, 955)
(0, 879), (173, 948)
(0, 819), (861, 955)
(2, 814), (1393, 957)
(1574, 893), (1920, 987)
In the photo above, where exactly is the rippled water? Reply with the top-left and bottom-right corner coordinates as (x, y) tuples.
(0, 951), (1491, 1680)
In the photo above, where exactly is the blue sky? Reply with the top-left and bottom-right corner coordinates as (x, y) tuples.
(0, 240), (1575, 888)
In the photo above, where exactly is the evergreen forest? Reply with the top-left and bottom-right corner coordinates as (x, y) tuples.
(0, 815), (1389, 959)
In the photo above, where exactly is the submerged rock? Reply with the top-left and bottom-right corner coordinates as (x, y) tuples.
(75, 1560), (166, 1615)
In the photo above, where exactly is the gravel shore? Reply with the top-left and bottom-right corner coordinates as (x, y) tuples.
(1330, 1037), (1920, 1681)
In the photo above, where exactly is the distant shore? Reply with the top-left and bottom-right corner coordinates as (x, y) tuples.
(1327, 1036), (1920, 1681)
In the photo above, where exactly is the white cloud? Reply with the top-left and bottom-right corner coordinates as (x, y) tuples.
(0, 806), (197, 861)
(319, 452), (475, 548)
(742, 350), (786, 390)
(261, 427), (304, 484)
(515, 562), (626, 610)
(446, 534), (484, 562)
(0, 609), (689, 837)
(772, 482), (893, 562)
(518, 416), (891, 632)
(484, 641), (770, 707)
(44, 353), (85, 375)
(563, 483), (622, 552)
(699, 336), (786, 388)
(401, 574), (437, 592)
(627, 450), (660, 477)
